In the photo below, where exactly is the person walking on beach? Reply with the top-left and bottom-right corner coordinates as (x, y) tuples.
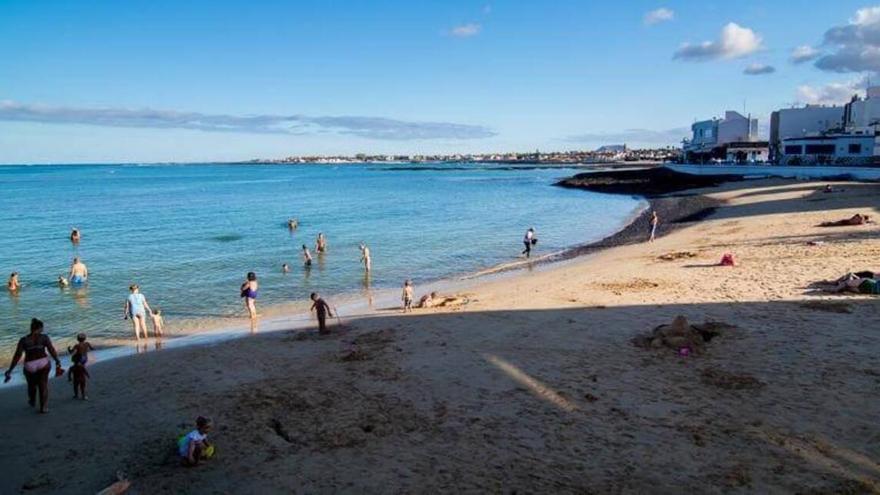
(316, 233), (327, 253)
(649, 210), (659, 242)
(4, 318), (62, 413)
(402, 280), (414, 313)
(68, 257), (89, 285)
(302, 244), (313, 267)
(124, 284), (153, 340)
(310, 292), (333, 334)
(70, 228), (81, 245)
(359, 242), (372, 272)
(7, 272), (20, 292)
(240, 272), (259, 333)
(522, 228), (536, 258)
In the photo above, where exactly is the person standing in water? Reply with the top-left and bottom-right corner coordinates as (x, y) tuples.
(240, 272), (259, 333)
(287, 218), (298, 230)
(124, 284), (153, 340)
(648, 210), (659, 242)
(522, 228), (536, 258)
(70, 228), (81, 245)
(302, 244), (313, 267)
(359, 242), (372, 272)
(4, 318), (62, 413)
(68, 257), (89, 285)
(7, 272), (20, 292)
(316, 233), (327, 253)
(402, 280), (414, 313)
(310, 292), (333, 334)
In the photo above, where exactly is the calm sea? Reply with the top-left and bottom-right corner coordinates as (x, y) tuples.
(0, 163), (644, 352)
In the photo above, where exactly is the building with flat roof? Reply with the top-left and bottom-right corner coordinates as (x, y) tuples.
(682, 111), (759, 162)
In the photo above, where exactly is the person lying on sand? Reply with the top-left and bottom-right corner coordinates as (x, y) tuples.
(179, 416), (213, 467)
(417, 292), (469, 308)
(824, 273), (879, 294)
(820, 213), (873, 227)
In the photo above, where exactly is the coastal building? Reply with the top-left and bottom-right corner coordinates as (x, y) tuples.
(682, 111), (759, 162)
(769, 105), (845, 162)
(777, 86), (880, 165)
(725, 141), (770, 163)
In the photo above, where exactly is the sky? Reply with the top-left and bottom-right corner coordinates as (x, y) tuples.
(0, 0), (877, 163)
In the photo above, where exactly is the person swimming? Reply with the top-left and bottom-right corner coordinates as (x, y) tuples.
(282, 263), (290, 274)
(57, 276), (69, 288)
(287, 218), (299, 230)
(70, 228), (81, 244)
(68, 257), (89, 285)
(302, 245), (313, 267)
(316, 233), (327, 253)
(7, 272), (20, 292)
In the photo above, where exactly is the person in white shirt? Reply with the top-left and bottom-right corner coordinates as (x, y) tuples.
(179, 416), (213, 466)
(522, 228), (536, 258)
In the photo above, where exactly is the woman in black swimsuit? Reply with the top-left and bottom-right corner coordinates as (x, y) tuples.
(4, 319), (61, 413)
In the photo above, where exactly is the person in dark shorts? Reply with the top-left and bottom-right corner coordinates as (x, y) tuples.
(310, 292), (333, 334)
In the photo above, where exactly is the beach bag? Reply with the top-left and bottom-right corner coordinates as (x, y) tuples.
(531, 238), (538, 245)
(859, 279), (879, 295)
(720, 253), (736, 266)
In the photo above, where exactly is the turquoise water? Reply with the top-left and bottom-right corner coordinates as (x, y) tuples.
(0, 163), (643, 351)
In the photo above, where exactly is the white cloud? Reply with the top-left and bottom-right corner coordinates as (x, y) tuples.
(816, 6), (880, 72)
(644, 8), (674, 26)
(674, 22), (763, 61)
(450, 23), (481, 38)
(795, 77), (867, 106)
(852, 6), (880, 26)
(790, 45), (821, 64)
(743, 63), (775, 75)
(0, 100), (497, 141)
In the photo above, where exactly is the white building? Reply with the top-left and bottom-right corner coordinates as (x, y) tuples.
(769, 105), (845, 161)
(683, 111), (759, 162)
(776, 86), (880, 165)
(779, 132), (875, 165)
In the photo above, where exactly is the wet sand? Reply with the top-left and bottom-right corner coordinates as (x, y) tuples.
(0, 179), (878, 494)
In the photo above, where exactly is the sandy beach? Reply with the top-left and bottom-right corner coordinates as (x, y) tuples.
(1, 178), (878, 494)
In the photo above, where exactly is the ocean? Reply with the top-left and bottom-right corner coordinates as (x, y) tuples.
(0, 163), (645, 353)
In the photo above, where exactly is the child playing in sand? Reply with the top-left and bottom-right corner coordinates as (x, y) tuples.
(179, 416), (213, 466)
(150, 308), (165, 337)
(67, 333), (93, 399)
(402, 280), (414, 313)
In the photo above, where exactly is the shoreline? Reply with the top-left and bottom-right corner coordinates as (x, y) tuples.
(4, 167), (742, 379)
(0, 175), (878, 493)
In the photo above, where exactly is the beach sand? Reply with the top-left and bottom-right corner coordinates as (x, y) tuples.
(0, 179), (878, 494)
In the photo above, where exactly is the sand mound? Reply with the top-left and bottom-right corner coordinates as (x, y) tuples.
(658, 251), (698, 261)
(700, 368), (765, 390)
(632, 315), (735, 353)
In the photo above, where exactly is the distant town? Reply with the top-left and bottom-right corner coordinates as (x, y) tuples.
(251, 85), (880, 167)
(247, 146), (680, 165)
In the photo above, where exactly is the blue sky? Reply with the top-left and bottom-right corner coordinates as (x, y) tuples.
(0, 0), (875, 163)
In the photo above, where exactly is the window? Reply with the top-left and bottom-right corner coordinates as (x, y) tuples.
(805, 144), (835, 154)
(848, 143), (862, 154)
(784, 145), (803, 155)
